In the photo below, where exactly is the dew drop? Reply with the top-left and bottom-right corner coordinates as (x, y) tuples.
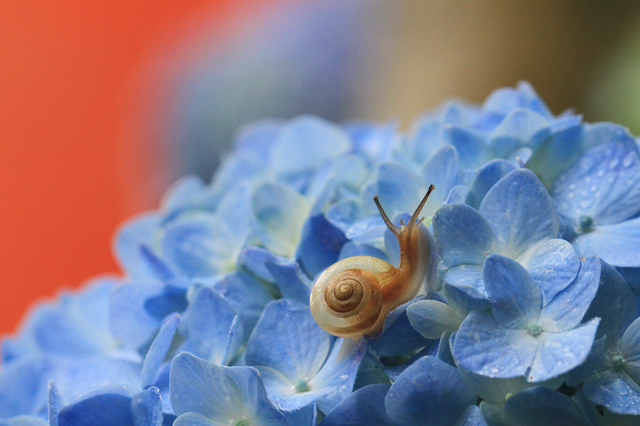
(622, 152), (636, 168)
(609, 158), (620, 169)
(596, 169), (605, 177)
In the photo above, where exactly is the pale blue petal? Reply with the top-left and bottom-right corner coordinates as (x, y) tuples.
(256, 366), (331, 412)
(489, 109), (550, 158)
(407, 300), (461, 339)
(552, 141), (640, 225)
(518, 239), (580, 304)
(131, 387), (163, 426)
(221, 316), (243, 366)
(179, 287), (239, 365)
(465, 159), (516, 209)
(311, 338), (368, 414)
(141, 313), (180, 388)
(161, 214), (228, 278)
(0, 417), (48, 426)
(538, 255), (600, 332)
(169, 353), (243, 420)
(457, 366), (540, 404)
(583, 370), (640, 416)
(250, 182), (309, 257)
(48, 381), (60, 426)
(338, 242), (388, 262)
(222, 367), (287, 425)
(345, 216), (386, 243)
(375, 162), (427, 219)
(583, 260), (637, 348)
(325, 199), (364, 234)
(527, 319), (600, 383)
(503, 387), (590, 426)
(211, 272), (274, 336)
(114, 213), (163, 279)
(271, 116), (350, 177)
(572, 217), (640, 267)
(282, 404), (316, 426)
(483, 255), (542, 329)
(620, 317), (640, 360)
(479, 169), (559, 259)
(443, 266), (486, 298)
(0, 357), (48, 418)
(265, 259), (312, 305)
(483, 82), (552, 118)
(422, 146), (464, 209)
(161, 175), (208, 213)
(385, 356), (476, 426)
(110, 282), (184, 351)
(453, 310), (538, 378)
(173, 413), (221, 426)
(319, 384), (395, 426)
(442, 283), (490, 318)
(244, 299), (330, 383)
(432, 204), (496, 269)
(346, 121), (396, 163)
(565, 336), (609, 386)
(443, 126), (490, 171)
(445, 185), (469, 205)
(526, 120), (583, 188)
(295, 214), (348, 279)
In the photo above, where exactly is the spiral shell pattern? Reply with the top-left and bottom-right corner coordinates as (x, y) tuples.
(310, 266), (384, 338)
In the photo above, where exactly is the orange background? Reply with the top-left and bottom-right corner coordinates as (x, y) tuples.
(0, 0), (265, 335)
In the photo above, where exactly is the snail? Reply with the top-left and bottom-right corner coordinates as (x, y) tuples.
(310, 185), (435, 339)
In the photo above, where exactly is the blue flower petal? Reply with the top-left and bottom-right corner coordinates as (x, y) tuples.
(131, 387), (163, 426)
(538, 255), (600, 332)
(250, 182), (310, 257)
(222, 367), (288, 425)
(465, 159), (516, 209)
(141, 313), (180, 388)
(503, 386), (591, 426)
(169, 353), (243, 420)
(57, 388), (136, 426)
(295, 213), (348, 279)
(374, 162), (427, 220)
(442, 126), (490, 171)
(453, 310), (538, 378)
(483, 255), (542, 329)
(582, 370), (640, 416)
(583, 260), (637, 347)
(479, 169), (559, 259)
(282, 404), (316, 426)
(110, 282), (181, 351)
(421, 146), (464, 211)
(489, 109), (550, 158)
(0, 417), (48, 426)
(442, 283), (490, 318)
(372, 299), (429, 357)
(265, 259), (312, 304)
(0, 357), (48, 418)
(443, 266), (486, 297)
(255, 367), (331, 412)
(271, 116), (351, 178)
(552, 141), (640, 225)
(114, 213), (163, 279)
(245, 299), (330, 384)
(319, 384), (395, 426)
(571, 217), (640, 267)
(433, 204), (496, 269)
(172, 413), (218, 426)
(310, 338), (368, 414)
(48, 381), (60, 426)
(179, 287), (240, 365)
(620, 317), (640, 360)
(528, 319), (600, 382)
(325, 200), (364, 234)
(483, 82), (552, 118)
(385, 356), (476, 426)
(520, 239), (580, 304)
(406, 300), (461, 339)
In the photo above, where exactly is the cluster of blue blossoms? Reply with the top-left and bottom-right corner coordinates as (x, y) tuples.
(2, 82), (640, 425)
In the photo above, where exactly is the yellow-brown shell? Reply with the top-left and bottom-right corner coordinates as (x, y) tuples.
(310, 256), (393, 338)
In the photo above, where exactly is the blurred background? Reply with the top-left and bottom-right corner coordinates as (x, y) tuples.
(1, 0), (640, 335)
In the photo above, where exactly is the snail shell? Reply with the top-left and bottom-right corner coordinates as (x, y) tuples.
(310, 185), (435, 339)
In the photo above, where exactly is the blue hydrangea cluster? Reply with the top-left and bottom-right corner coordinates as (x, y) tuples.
(2, 82), (640, 425)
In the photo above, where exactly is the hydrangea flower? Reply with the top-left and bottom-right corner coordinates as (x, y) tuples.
(2, 82), (640, 424)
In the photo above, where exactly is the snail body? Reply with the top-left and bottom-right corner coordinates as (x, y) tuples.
(310, 185), (435, 339)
